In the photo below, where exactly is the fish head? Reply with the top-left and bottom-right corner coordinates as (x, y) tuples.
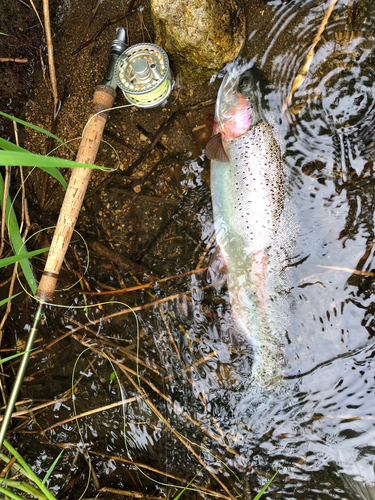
(214, 66), (264, 141)
(206, 64), (266, 162)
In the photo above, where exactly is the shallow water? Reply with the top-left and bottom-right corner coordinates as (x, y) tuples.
(6, 0), (375, 498)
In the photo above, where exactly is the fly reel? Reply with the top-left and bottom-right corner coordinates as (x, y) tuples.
(115, 43), (173, 108)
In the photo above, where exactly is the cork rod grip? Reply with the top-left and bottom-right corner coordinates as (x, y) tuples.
(35, 85), (116, 302)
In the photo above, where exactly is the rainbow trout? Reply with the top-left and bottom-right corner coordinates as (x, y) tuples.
(206, 65), (284, 388)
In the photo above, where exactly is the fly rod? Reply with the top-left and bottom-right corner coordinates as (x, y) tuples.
(0, 27), (127, 448)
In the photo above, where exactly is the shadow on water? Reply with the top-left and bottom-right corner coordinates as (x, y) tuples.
(4, 0), (375, 498)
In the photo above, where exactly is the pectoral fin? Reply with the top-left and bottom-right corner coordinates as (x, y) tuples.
(205, 133), (230, 162)
(207, 244), (228, 283)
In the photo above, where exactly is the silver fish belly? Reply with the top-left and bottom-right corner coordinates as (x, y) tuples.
(211, 121), (284, 387)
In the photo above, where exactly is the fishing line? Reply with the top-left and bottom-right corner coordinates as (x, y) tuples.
(123, 79), (171, 107)
(81, 103), (133, 137)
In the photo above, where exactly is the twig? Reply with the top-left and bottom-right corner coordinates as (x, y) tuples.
(0, 58), (28, 63)
(282, 0), (338, 113)
(71, 0), (137, 56)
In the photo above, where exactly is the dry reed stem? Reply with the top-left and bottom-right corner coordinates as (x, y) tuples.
(196, 232), (216, 270)
(28, 0), (44, 30)
(72, 335), (241, 460)
(82, 267), (208, 296)
(158, 306), (182, 363)
(42, 0), (59, 120)
(0, 166), (9, 261)
(0, 58), (28, 63)
(0, 256), (20, 334)
(316, 264), (374, 277)
(282, 0), (338, 113)
(87, 451), (232, 499)
(0, 397), (69, 422)
(68, 319), (164, 376)
(0, 455), (17, 478)
(157, 306), (218, 427)
(13, 122), (29, 237)
(98, 487), (161, 498)
(120, 369), (237, 500)
(0, 399), (33, 411)
(72, 248), (105, 312)
(184, 350), (220, 373)
(70, 279), (226, 329)
(41, 396), (143, 433)
(325, 414), (375, 420)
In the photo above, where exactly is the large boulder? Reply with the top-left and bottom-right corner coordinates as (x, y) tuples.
(151, 0), (246, 85)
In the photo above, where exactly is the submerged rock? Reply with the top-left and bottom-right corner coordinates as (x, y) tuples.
(150, 0), (246, 85)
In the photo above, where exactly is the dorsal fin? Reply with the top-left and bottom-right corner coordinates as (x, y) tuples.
(205, 133), (230, 162)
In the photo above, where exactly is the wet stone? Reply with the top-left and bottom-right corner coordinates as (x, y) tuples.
(151, 0), (246, 85)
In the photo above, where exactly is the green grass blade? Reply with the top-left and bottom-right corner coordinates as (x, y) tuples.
(3, 440), (57, 500)
(0, 140), (68, 189)
(0, 293), (22, 307)
(173, 469), (203, 500)
(0, 137), (27, 152)
(253, 467), (281, 500)
(0, 350), (34, 364)
(0, 174), (37, 294)
(0, 111), (67, 149)
(0, 150), (107, 171)
(0, 484), (25, 500)
(0, 452), (34, 482)
(0, 247), (49, 269)
(42, 450), (63, 485)
(0, 479), (48, 500)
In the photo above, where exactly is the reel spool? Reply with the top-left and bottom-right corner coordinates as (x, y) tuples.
(115, 43), (173, 108)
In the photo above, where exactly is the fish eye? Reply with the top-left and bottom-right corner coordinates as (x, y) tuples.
(239, 75), (250, 88)
(238, 73), (253, 94)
